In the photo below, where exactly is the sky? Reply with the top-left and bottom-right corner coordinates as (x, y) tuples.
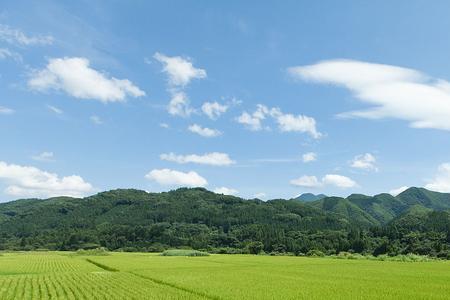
(1, 0), (450, 202)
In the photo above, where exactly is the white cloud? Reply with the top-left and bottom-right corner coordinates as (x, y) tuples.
(32, 151), (54, 162)
(0, 48), (21, 62)
(237, 104), (321, 138)
(90, 115), (103, 125)
(160, 152), (235, 166)
(28, 57), (145, 103)
(425, 163), (450, 192)
(290, 175), (321, 188)
(202, 101), (228, 120)
(389, 186), (409, 196)
(322, 174), (357, 188)
(154, 52), (206, 87)
(236, 104), (269, 131)
(270, 108), (321, 138)
(351, 153), (378, 171)
(289, 59), (450, 131)
(214, 187), (238, 196)
(253, 192), (267, 199)
(47, 105), (63, 114)
(0, 24), (53, 46)
(0, 161), (94, 198)
(167, 91), (194, 117)
(290, 174), (356, 189)
(302, 152), (317, 163)
(188, 124), (221, 137)
(159, 123), (169, 129)
(0, 106), (14, 115)
(145, 168), (207, 187)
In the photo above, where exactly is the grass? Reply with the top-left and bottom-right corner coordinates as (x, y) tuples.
(0, 252), (449, 299)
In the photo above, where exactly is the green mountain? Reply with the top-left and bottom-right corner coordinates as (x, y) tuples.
(294, 193), (327, 202)
(0, 187), (449, 258)
(307, 187), (450, 226)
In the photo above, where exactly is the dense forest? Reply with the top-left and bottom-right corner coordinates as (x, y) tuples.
(0, 187), (449, 258)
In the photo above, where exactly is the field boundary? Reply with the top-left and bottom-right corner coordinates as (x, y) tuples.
(85, 259), (119, 272)
(129, 271), (222, 300)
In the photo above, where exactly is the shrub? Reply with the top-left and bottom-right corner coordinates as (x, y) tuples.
(306, 249), (325, 257)
(161, 249), (209, 257)
(247, 241), (264, 255)
(75, 247), (110, 256)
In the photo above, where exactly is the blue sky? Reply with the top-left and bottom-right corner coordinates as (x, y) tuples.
(1, 0), (450, 201)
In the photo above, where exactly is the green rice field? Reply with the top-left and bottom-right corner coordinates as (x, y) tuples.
(0, 252), (449, 299)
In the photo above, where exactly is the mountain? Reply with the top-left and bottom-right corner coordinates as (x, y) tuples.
(306, 187), (450, 226)
(0, 187), (449, 258)
(294, 193), (327, 202)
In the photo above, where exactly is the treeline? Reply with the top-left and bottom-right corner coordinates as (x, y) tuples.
(0, 188), (449, 258)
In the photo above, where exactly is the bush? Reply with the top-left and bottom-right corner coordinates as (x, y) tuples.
(161, 249), (209, 257)
(247, 241), (264, 255)
(75, 247), (110, 256)
(306, 249), (325, 257)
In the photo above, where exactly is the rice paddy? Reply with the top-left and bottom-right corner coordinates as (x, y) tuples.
(0, 252), (449, 299)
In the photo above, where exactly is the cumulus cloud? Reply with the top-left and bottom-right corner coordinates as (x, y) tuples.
(160, 152), (235, 166)
(322, 174), (357, 188)
(28, 57), (145, 103)
(159, 123), (169, 129)
(351, 153), (378, 171)
(425, 163), (450, 192)
(270, 108), (321, 138)
(154, 52), (206, 87)
(167, 92), (194, 117)
(214, 187), (238, 196)
(188, 124), (221, 137)
(32, 151), (54, 162)
(0, 106), (14, 115)
(302, 152), (317, 163)
(0, 24), (53, 46)
(0, 161), (94, 198)
(290, 175), (321, 188)
(47, 105), (63, 114)
(289, 59), (450, 131)
(237, 104), (321, 138)
(389, 186), (409, 196)
(290, 174), (356, 189)
(145, 168), (207, 187)
(236, 104), (269, 131)
(202, 101), (228, 120)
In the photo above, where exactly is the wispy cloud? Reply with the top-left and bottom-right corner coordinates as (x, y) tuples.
(0, 24), (53, 46)
(90, 115), (103, 125)
(160, 152), (235, 166)
(32, 151), (55, 162)
(47, 105), (63, 114)
(0, 106), (14, 115)
(289, 59), (450, 131)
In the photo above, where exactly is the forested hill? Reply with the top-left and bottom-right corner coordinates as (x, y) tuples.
(0, 187), (449, 258)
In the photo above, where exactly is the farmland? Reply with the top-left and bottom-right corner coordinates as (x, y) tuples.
(0, 252), (450, 299)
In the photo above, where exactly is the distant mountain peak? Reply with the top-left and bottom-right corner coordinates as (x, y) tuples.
(295, 193), (327, 202)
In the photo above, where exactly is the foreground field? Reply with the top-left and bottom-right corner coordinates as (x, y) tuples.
(0, 252), (449, 299)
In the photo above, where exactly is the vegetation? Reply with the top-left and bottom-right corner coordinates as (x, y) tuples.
(161, 249), (209, 256)
(0, 187), (449, 258)
(1, 252), (449, 299)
